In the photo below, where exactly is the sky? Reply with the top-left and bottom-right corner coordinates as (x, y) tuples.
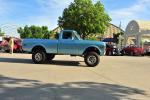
(0, 0), (150, 37)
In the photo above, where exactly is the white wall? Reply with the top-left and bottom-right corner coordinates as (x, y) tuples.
(0, 37), (2, 41)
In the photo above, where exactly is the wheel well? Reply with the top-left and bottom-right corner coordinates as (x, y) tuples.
(32, 46), (46, 53)
(83, 47), (100, 55)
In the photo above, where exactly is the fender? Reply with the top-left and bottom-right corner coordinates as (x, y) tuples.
(82, 45), (102, 55)
(31, 44), (47, 52)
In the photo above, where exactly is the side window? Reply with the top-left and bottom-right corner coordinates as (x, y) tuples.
(62, 32), (72, 40)
(54, 33), (59, 40)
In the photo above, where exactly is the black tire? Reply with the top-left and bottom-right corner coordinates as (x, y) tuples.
(120, 50), (124, 56)
(5, 50), (10, 53)
(108, 51), (112, 56)
(141, 54), (145, 56)
(84, 52), (100, 67)
(46, 54), (55, 62)
(130, 51), (134, 56)
(32, 50), (47, 64)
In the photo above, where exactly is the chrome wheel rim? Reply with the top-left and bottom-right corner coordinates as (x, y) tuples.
(35, 53), (42, 62)
(87, 55), (97, 64)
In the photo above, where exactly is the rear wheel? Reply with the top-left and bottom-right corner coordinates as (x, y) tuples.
(32, 50), (47, 64)
(84, 52), (100, 67)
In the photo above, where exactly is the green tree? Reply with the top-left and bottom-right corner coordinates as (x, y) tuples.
(18, 25), (51, 39)
(42, 26), (51, 39)
(0, 29), (5, 36)
(58, 0), (111, 39)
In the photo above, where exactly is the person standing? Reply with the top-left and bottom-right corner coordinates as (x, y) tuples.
(9, 37), (14, 54)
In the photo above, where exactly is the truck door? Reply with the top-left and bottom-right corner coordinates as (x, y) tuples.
(58, 31), (78, 55)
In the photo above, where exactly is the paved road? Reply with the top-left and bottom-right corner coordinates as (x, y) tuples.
(0, 53), (150, 100)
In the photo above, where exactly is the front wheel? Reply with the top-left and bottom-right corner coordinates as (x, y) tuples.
(32, 50), (47, 64)
(84, 52), (100, 67)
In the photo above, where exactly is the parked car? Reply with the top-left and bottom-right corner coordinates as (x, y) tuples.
(120, 45), (144, 56)
(0, 37), (22, 53)
(143, 42), (150, 55)
(22, 30), (106, 67)
(106, 44), (120, 56)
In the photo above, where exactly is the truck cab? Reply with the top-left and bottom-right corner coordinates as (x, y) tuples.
(55, 30), (82, 55)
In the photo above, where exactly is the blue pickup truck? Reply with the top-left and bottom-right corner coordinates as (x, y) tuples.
(22, 30), (106, 67)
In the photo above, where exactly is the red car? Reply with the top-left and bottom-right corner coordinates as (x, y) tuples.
(0, 37), (22, 53)
(121, 45), (144, 56)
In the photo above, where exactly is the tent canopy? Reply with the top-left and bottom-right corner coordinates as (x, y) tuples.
(102, 38), (114, 42)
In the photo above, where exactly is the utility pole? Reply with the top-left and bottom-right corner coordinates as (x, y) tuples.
(119, 21), (123, 49)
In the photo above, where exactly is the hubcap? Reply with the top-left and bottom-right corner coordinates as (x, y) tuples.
(87, 55), (97, 64)
(35, 53), (42, 62)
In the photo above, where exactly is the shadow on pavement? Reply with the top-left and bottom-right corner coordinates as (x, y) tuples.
(0, 75), (148, 100)
(0, 58), (33, 64)
(0, 57), (85, 67)
(49, 60), (84, 67)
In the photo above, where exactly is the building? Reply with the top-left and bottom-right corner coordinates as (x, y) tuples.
(125, 20), (150, 47)
(52, 27), (61, 33)
(104, 23), (124, 38)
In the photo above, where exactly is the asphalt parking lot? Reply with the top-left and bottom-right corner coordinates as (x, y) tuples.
(0, 53), (150, 100)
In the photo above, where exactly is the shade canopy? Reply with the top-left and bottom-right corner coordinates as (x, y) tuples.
(102, 38), (114, 42)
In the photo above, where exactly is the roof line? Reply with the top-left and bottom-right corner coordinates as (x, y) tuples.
(109, 23), (125, 33)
